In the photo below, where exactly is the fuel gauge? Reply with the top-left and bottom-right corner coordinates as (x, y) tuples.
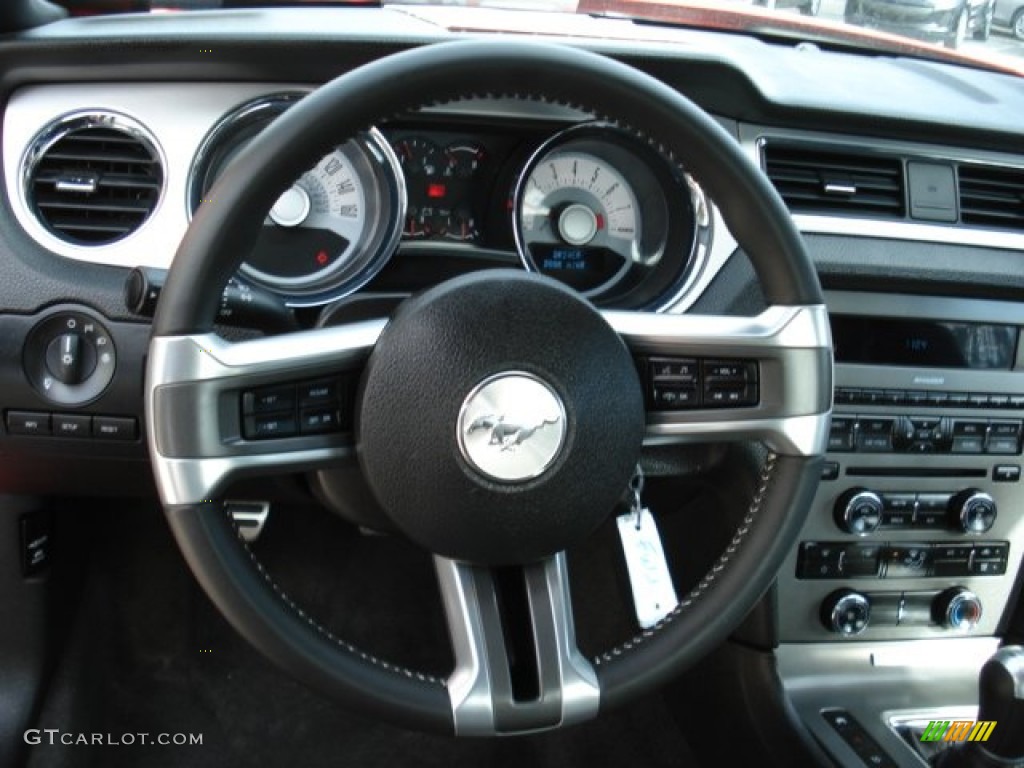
(444, 143), (485, 180)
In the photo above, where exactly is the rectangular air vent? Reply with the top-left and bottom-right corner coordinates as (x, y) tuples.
(958, 164), (1024, 232)
(764, 145), (905, 218)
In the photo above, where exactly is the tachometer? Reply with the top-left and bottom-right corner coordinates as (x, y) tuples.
(189, 93), (405, 307)
(514, 124), (703, 307)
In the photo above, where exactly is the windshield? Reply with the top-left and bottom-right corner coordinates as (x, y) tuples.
(49, 0), (1024, 74)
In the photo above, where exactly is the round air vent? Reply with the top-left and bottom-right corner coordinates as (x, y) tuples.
(22, 112), (164, 246)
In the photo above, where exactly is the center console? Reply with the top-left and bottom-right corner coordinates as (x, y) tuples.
(777, 291), (1024, 644)
(775, 291), (1024, 768)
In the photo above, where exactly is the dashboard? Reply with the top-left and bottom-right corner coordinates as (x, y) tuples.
(2, 6), (1024, 766)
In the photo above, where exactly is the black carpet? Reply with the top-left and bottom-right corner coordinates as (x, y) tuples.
(26, 500), (702, 768)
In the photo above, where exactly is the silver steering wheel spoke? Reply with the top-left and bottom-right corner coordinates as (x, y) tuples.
(604, 303), (832, 456)
(435, 552), (600, 736)
(145, 319), (386, 505)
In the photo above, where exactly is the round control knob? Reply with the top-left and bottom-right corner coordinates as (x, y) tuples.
(834, 488), (883, 535)
(949, 489), (997, 534)
(821, 589), (871, 636)
(933, 587), (983, 630)
(23, 309), (116, 405)
(44, 332), (97, 386)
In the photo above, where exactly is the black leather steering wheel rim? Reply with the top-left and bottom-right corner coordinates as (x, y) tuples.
(149, 40), (828, 735)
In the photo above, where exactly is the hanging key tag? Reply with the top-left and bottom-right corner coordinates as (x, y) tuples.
(616, 466), (679, 629)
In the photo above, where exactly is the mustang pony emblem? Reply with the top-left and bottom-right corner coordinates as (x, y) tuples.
(466, 413), (561, 451)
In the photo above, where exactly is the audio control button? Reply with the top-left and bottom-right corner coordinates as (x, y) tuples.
(954, 420), (987, 437)
(835, 489), (884, 535)
(952, 436), (984, 454)
(993, 465), (1021, 483)
(951, 490), (997, 534)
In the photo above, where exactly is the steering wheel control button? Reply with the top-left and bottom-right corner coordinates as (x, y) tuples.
(821, 590), (871, 635)
(359, 270), (644, 565)
(241, 376), (352, 439)
(52, 414), (92, 438)
(298, 379), (338, 406)
(249, 414), (298, 439)
(644, 356), (758, 410)
(6, 411), (52, 436)
(92, 416), (138, 441)
(457, 373), (566, 483)
(243, 385), (296, 415)
(24, 309), (116, 406)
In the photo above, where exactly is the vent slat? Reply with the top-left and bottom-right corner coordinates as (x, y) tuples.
(27, 122), (162, 246)
(764, 145), (905, 218)
(958, 164), (1024, 232)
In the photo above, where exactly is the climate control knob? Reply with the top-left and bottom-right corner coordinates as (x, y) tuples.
(821, 589), (871, 636)
(933, 587), (983, 630)
(834, 488), (883, 535)
(949, 489), (997, 534)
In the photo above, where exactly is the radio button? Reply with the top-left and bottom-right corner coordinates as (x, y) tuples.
(1009, 395), (1024, 408)
(834, 387), (860, 405)
(987, 437), (1020, 455)
(948, 392), (971, 407)
(952, 436), (985, 454)
(993, 465), (1021, 483)
(881, 389), (906, 405)
(953, 420), (987, 437)
(926, 391), (950, 407)
(968, 393), (992, 408)
(990, 421), (1021, 437)
(906, 391), (929, 406)
(989, 394), (1010, 408)
(828, 417), (856, 452)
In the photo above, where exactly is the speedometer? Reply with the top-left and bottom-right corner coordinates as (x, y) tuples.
(189, 93), (405, 307)
(514, 124), (705, 308)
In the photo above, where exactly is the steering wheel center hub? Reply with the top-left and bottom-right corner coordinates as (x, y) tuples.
(356, 270), (645, 565)
(457, 372), (567, 483)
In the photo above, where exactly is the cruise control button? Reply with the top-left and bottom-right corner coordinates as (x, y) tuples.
(53, 414), (91, 438)
(93, 416), (138, 441)
(298, 379), (338, 405)
(244, 385), (296, 415)
(247, 415), (297, 439)
(299, 408), (341, 434)
(6, 411), (51, 435)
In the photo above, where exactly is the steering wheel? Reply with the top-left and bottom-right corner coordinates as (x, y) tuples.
(145, 40), (831, 736)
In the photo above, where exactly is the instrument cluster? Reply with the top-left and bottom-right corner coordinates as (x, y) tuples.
(188, 93), (709, 311)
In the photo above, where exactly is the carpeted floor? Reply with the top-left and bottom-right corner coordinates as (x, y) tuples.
(25, 500), (702, 768)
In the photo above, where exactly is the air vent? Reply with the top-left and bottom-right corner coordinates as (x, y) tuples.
(24, 114), (163, 246)
(764, 145), (905, 218)
(958, 164), (1024, 232)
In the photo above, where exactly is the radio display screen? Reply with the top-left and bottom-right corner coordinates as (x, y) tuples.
(831, 316), (1019, 370)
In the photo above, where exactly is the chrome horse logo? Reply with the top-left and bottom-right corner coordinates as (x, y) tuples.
(466, 413), (561, 451)
(457, 372), (567, 482)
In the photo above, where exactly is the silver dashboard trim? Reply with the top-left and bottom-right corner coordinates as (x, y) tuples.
(436, 553), (600, 735)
